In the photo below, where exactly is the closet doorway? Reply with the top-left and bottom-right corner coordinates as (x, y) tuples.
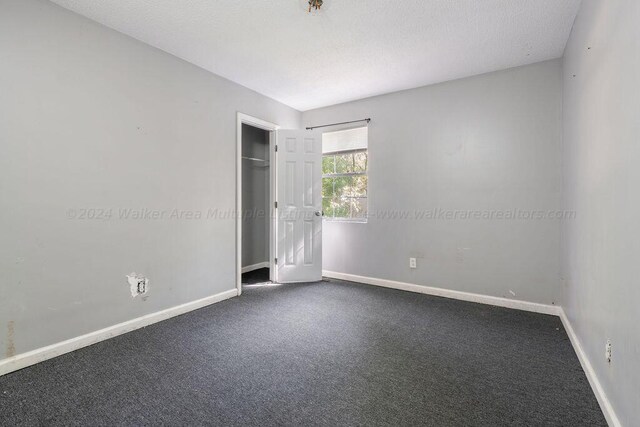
(236, 114), (278, 293)
(236, 113), (323, 294)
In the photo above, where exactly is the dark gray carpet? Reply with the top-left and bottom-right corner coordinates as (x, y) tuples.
(0, 279), (606, 426)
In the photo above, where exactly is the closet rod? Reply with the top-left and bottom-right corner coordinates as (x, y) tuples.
(242, 156), (268, 162)
(305, 118), (371, 130)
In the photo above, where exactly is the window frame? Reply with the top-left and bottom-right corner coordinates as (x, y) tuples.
(322, 147), (368, 223)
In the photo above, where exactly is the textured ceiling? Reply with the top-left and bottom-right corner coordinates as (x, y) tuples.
(49, 0), (581, 111)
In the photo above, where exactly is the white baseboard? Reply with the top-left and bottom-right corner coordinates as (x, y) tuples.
(242, 262), (269, 274)
(559, 309), (620, 427)
(0, 288), (238, 377)
(323, 270), (561, 316)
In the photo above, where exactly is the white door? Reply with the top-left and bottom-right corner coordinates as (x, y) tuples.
(276, 130), (323, 283)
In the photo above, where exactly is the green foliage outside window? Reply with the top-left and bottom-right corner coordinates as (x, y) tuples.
(322, 150), (368, 220)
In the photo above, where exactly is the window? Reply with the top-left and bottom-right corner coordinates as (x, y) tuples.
(322, 127), (368, 221)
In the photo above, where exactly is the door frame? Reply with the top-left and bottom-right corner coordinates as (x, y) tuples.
(236, 112), (280, 295)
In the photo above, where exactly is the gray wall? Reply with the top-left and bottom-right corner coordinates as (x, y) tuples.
(241, 124), (270, 268)
(0, 0), (300, 360)
(303, 60), (563, 305)
(562, 0), (640, 424)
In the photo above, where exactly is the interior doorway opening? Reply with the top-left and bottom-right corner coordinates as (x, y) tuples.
(236, 114), (324, 294)
(241, 123), (272, 287)
(236, 114), (279, 295)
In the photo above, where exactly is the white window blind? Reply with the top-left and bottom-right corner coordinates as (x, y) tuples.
(322, 127), (368, 153)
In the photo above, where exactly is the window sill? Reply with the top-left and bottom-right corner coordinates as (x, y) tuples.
(323, 218), (368, 224)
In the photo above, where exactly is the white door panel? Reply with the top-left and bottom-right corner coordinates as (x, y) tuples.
(277, 130), (322, 283)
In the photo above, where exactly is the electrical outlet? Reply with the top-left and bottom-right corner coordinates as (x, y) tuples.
(605, 340), (612, 363)
(136, 279), (147, 294)
(126, 272), (149, 298)
(409, 258), (417, 269)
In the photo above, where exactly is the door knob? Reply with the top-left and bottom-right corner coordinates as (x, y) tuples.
(314, 211), (322, 217)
